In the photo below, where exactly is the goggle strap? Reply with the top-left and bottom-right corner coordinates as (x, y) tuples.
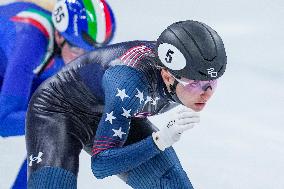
(60, 40), (67, 48)
(169, 80), (179, 95)
(82, 31), (97, 47)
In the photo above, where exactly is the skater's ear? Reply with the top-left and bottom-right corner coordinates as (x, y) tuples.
(161, 68), (175, 86)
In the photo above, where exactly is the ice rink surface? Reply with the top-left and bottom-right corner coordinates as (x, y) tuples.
(1, 0), (284, 188)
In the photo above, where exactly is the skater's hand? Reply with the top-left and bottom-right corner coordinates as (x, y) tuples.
(152, 106), (200, 151)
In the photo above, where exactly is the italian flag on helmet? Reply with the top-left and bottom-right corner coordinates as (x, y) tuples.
(52, 0), (116, 50)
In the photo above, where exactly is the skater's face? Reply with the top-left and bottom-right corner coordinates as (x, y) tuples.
(175, 77), (216, 112)
(61, 40), (86, 64)
(55, 31), (86, 64)
(161, 69), (217, 112)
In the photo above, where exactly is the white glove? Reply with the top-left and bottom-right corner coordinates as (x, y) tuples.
(152, 106), (200, 151)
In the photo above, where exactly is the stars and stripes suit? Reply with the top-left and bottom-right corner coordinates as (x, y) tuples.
(26, 41), (194, 188)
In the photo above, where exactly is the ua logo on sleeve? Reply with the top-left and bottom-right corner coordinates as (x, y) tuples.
(29, 152), (43, 166)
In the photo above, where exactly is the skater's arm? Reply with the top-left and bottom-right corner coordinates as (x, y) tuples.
(0, 22), (48, 137)
(91, 66), (161, 178)
(91, 136), (160, 179)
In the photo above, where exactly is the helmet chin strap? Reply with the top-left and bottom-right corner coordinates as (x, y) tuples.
(169, 80), (183, 104)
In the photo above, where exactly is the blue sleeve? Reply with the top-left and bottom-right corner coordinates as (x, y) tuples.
(28, 167), (77, 189)
(0, 22), (48, 137)
(91, 65), (160, 178)
(125, 147), (194, 189)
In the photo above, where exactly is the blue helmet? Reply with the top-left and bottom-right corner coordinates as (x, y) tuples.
(52, 0), (116, 50)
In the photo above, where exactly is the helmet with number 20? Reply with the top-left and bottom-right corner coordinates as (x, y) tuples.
(52, 0), (115, 50)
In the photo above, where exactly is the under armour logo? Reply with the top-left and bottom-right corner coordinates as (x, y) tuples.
(29, 152), (43, 166)
(207, 68), (218, 78)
